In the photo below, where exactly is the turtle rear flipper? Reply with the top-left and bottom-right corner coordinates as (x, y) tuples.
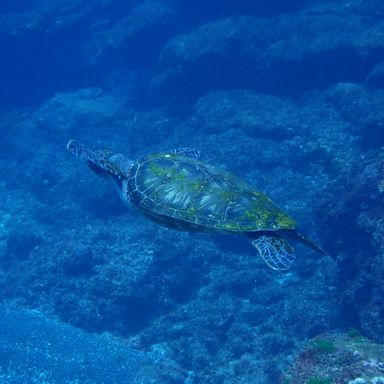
(248, 234), (296, 270)
(282, 229), (327, 256)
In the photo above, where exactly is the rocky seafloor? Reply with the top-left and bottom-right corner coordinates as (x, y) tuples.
(0, 0), (383, 383)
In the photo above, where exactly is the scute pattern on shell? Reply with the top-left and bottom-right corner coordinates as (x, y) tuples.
(127, 152), (296, 232)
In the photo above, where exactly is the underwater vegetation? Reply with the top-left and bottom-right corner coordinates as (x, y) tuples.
(281, 332), (384, 384)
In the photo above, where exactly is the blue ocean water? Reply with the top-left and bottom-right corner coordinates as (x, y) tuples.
(0, 0), (384, 383)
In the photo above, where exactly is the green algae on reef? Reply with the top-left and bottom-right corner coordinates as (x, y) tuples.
(281, 333), (384, 384)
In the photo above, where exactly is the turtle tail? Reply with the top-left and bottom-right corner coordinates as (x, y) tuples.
(281, 229), (327, 256)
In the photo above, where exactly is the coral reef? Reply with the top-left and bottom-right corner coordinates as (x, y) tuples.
(314, 149), (384, 342)
(281, 332), (384, 384)
(0, 0), (383, 382)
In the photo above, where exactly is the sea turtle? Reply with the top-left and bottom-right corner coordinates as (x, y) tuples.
(67, 140), (325, 270)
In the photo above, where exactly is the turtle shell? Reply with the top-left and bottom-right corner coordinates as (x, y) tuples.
(127, 152), (296, 232)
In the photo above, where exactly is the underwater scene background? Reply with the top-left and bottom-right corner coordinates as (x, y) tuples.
(0, 0), (384, 383)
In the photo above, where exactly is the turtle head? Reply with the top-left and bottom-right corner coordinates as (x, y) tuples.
(67, 140), (132, 186)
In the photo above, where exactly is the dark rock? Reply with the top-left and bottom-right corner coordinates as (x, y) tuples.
(314, 150), (384, 341)
(155, 4), (384, 102)
(83, 1), (176, 68)
(326, 83), (384, 148)
(4, 231), (43, 264)
(367, 61), (384, 88)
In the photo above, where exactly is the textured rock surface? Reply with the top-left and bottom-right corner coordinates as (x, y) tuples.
(314, 150), (384, 342)
(281, 332), (384, 384)
(0, 0), (383, 383)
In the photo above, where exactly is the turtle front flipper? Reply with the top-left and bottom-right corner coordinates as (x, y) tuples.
(169, 148), (208, 161)
(67, 140), (108, 176)
(247, 233), (296, 270)
(67, 140), (97, 162)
